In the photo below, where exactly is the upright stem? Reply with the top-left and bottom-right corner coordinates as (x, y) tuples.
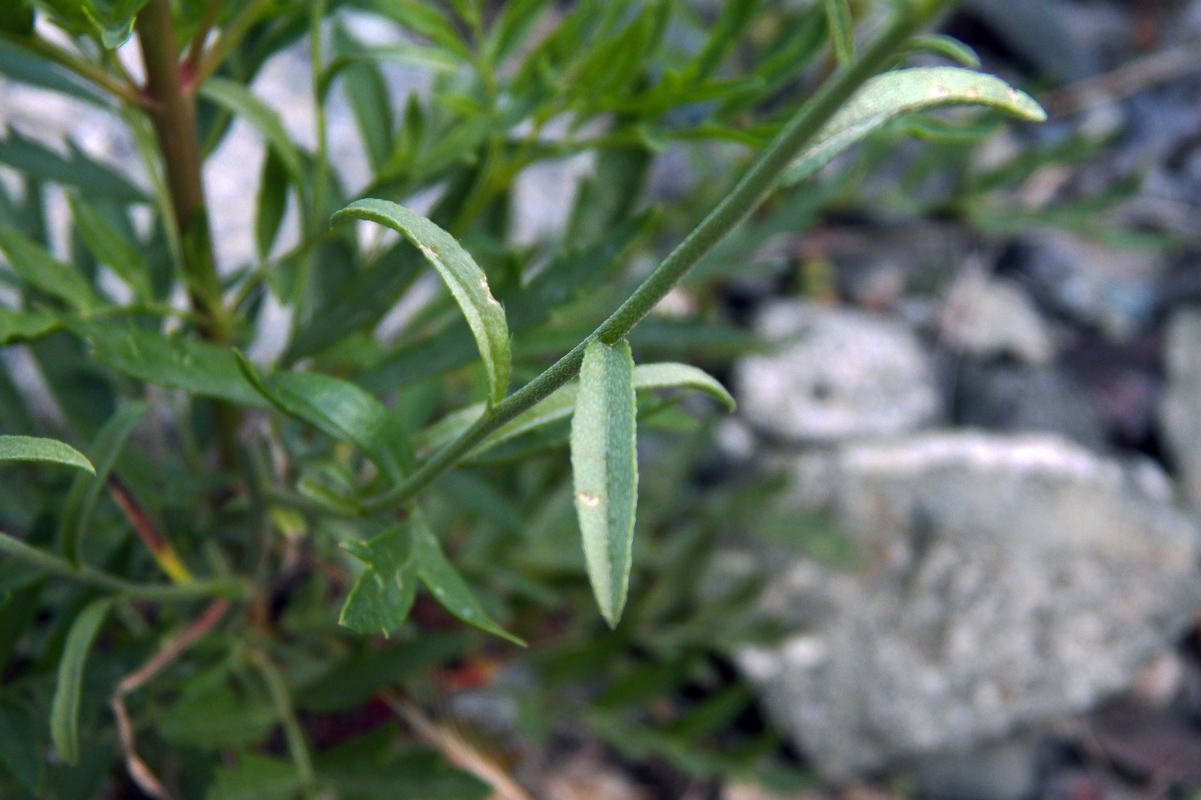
(361, 1), (943, 516)
(137, 0), (240, 468)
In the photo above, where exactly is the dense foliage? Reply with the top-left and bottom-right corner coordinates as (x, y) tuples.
(0, 0), (1047, 796)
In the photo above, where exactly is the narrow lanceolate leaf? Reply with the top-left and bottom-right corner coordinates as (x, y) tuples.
(51, 597), (113, 764)
(199, 79), (304, 180)
(0, 308), (58, 346)
(0, 436), (94, 474)
(571, 339), (638, 629)
(0, 225), (102, 312)
(782, 66), (1047, 186)
(333, 199), (511, 405)
(823, 0), (854, 66)
(61, 402), (148, 566)
(411, 515), (525, 646)
(417, 362), (733, 458)
(905, 34), (980, 68)
(69, 197), (155, 302)
(236, 354), (414, 482)
(339, 524), (419, 636)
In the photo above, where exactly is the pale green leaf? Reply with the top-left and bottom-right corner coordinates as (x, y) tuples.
(200, 78), (305, 180)
(0, 435), (94, 474)
(571, 339), (638, 628)
(783, 66), (1046, 186)
(411, 515), (525, 646)
(905, 34), (980, 68)
(333, 199), (511, 405)
(51, 597), (113, 764)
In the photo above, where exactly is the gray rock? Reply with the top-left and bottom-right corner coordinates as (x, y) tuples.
(941, 265), (1054, 366)
(905, 734), (1043, 800)
(738, 432), (1200, 779)
(1159, 308), (1201, 508)
(735, 301), (939, 444)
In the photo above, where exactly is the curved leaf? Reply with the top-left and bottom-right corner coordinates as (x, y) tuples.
(904, 34), (980, 68)
(236, 354), (414, 482)
(51, 597), (113, 764)
(628, 363), (735, 411)
(332, 199), (512, 405)
(823, 0), (854, 66)
(0, 308), (58, 346)
(0, 435), (94, 474)
(60, 402), (148, 566)
(571, 339), (638, 628)
(782, 66), (1046, 186)
(412, 515), (525, 646)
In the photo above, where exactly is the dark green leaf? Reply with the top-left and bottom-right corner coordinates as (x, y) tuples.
(50, 597), (113, 764)
(570, 338), (638, 628)
(0, 435), (94, 473)
(255, 149), (289, 261)
(207, 753), (301, 800)
(0, 38), (107, 105)
(160, 687), (278, 750)
(0, 224), (103, 311)
(0, 128), (148, 202)
(0, 308), (58, 345)
(60, 401), (148, 566)
(333, 199), (511, 404)
(62, 318), (272, 408)
(339, 524), (419, 636)
(823, 0), (854, 66)
(783, 66), (1046, 186)
(359, 0), (472, 59)
(411, 515), (525, 646)
(0, 1), (34, 35)
(0, 699), (42, 792)
(68, 197), (154, 302)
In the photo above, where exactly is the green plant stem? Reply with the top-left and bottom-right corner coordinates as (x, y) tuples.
(0, 531), (249, 601)
(361, 2), (943, 516)
(137, 0), (241, 468)
(184, 0), (225, 73)
(0, 32), (148, 107)
(191, 0), (275, 87)
(250, 648), (319, 799)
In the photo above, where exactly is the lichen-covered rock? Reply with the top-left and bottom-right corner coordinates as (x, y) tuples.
(734, 301), (939, 443)
(739, 432), (1200, 779)
(1160, 308), (1201, 508)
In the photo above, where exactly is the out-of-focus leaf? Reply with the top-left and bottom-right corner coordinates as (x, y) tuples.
(690, 0), (759, 79)
(339, 523), (419, 637)
(296, 632), (469, 713)
(333, 199), (511, 404)
(0, 308), (58, 345)
(237, 355), (414, 482)
(823, 0), (854, 66)
(360, 0), (472, 59)
(0, 128), (148, 202)
(783, 66), (1046, 186)
(334, 28), (393, 174)
(61, 318), (272, 409)
(68, 197), (154, 302)
(0, 435), (94, 473)
(199, 78), (304, 180)
(160, 687), (278, 750)
(0, 698), (42, 792)
(0, 2), (34, 36)
(318, 739), (491, 800)
(255, 150), (289, 261)
(45, 0), (149, 48)
(207, 753), (301, 800)
(50, 597), (112, 764)
(60, 401), (147, 565)
(0, 224), (103, 311)
(486, 0), (554, 62)
(571, 338), (638, 628)
(905, 33), (981, 67)
(412, 515), (525, 646)
(0, 38), (107, 104)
